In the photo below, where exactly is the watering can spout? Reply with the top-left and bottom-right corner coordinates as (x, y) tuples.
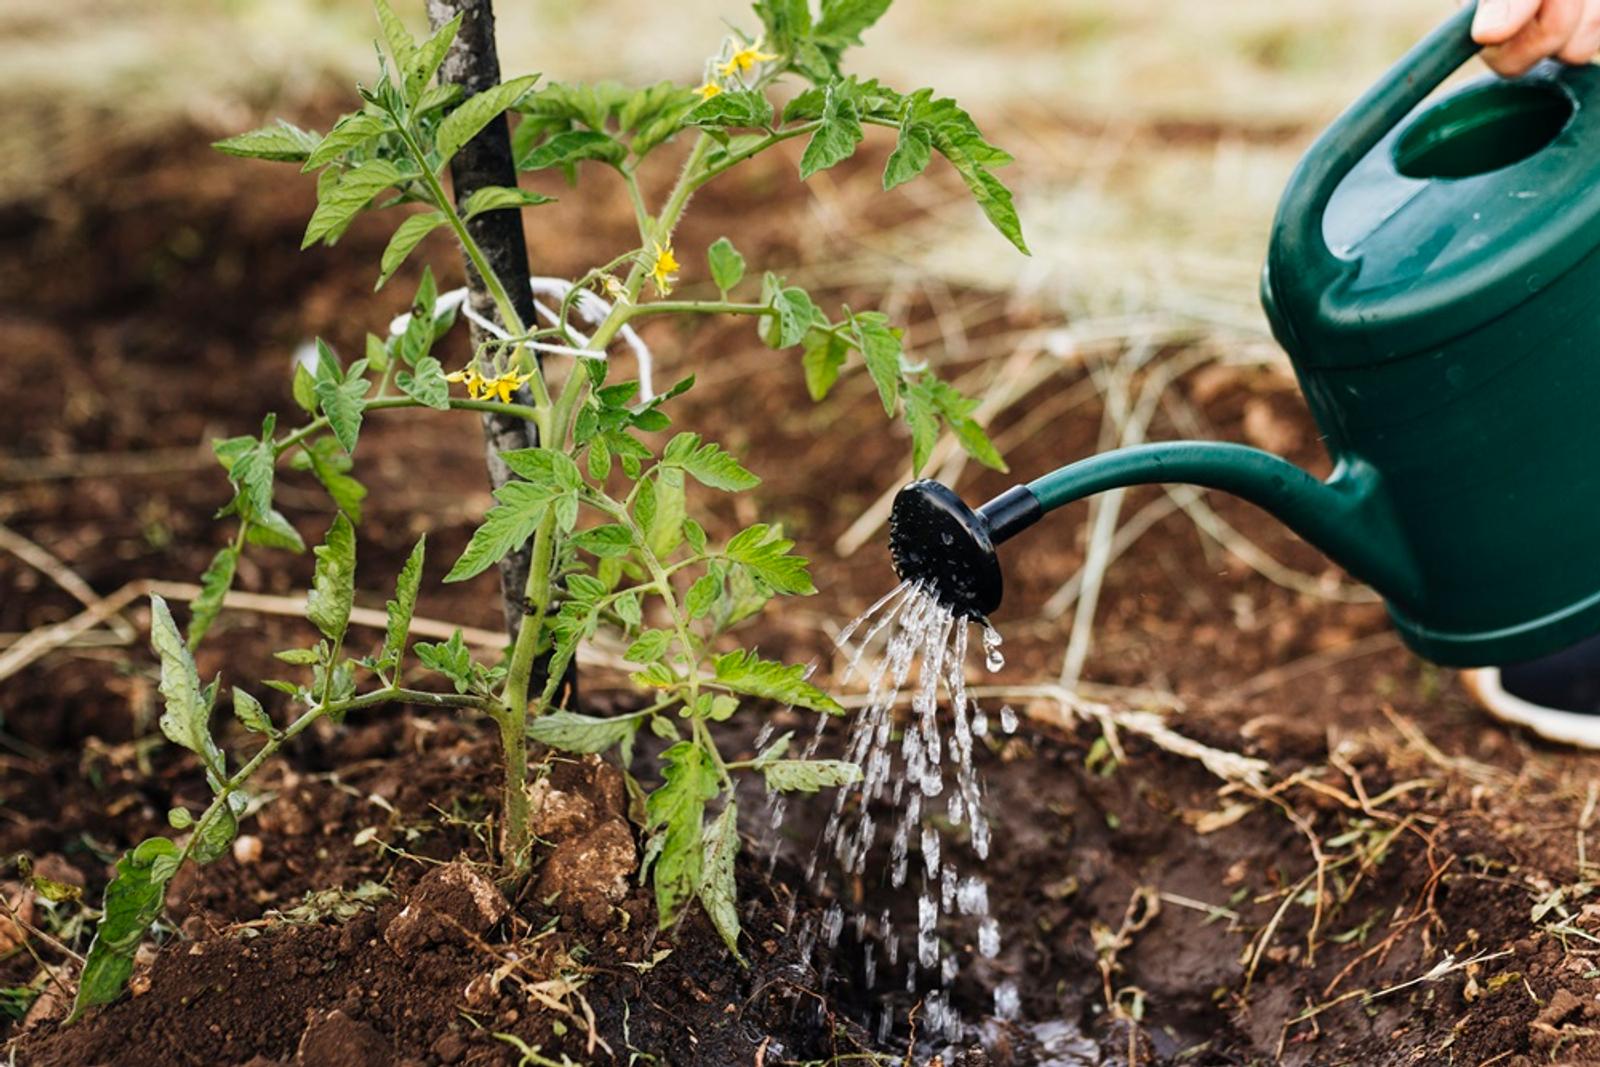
(888, 442), (1421, 621)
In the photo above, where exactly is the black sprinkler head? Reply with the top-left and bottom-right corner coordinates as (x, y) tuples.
(888, 481), (1041, 620)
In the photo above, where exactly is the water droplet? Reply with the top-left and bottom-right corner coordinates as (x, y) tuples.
(994, 980), (1020, 1021)
(978, 916), (1001, 958)
(1000, 703), (1018, 734)
(981, 623), (1005, 672)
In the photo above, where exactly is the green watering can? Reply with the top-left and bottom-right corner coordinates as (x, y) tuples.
(889, 3), (1600, 667)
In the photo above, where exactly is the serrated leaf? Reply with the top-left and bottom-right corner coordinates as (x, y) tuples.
(187, 546), (237, 650)
(711, 649), (841, 714)
(377, 211), (445, 289)
(903, 379), (940, 476)
(460, 185), (556, 220)
(373, 0), (417, 70)
(762, 759), (862, 792)
(644, 742), (718, 927)
(572, 523), (635, 558)
(707, 237), (746, 294)
(405, 13), (460, 104)
(662, 433), (760, 492)
(437, 74), (541, 165)
(498, 447), (583, 492)
(625, 628), (673, 664)
(725, 524), (816, 597)
(517, 129), (626, 171)
(303, 110), (389, 171)
(884, 120), (932, 190)
(799, 81), (863, 179)
(761, 275), (821, 350)
(397, 355), (451, 410)
(313, 342), (369, 454)
(190, 805), (239, 864)
(900, 89), (1027, 254)
(699, 801), (742, 958)
(381, 535), (426, 671)
(71, 837), (181, 1018)
(227, 440), (275, 523)
(686, 90), (774, 130)
(232, 687), (272, 735)
(801, 330), (848, 401)
(304, 439), (369, 521)
(150, 596), (225, 779)
(213, 121), (320, 163)
(307, 514), (356, 643)
(414, 629), (473, 693)
(444, 480), (554, 582)
(849, 311), (901, 416)
(528, 710), (649, 754)
(646, 467), (686, 558)
(246, 509), (306, 553)
(816, 0), (892, 44)
(685, 568), (722, 620)
(302, 159), (406, 248)
(292, 362), (318, 413)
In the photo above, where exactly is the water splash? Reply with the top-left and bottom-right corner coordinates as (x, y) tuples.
(792, 579), (1021, 1050)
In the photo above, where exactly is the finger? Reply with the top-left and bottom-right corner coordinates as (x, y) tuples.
(1482, 0), (1585, 74)
(1473, 0), (1544, 44)
(1556, 0), (1600, 61)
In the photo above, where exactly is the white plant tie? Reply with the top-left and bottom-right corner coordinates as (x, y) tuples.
(386, 276), (655, 400)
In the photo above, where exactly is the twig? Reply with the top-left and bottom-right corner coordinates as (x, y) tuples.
(0, 521), (135, 641)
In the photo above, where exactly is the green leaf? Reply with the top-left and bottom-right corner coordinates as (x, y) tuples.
(801, 330), (848, 401)
(711, 649), (841, 714)
(377, 211), (446, 289)
(644, 742), (718, 927)
(761, 274), (821, 349)
(373, 0), (417, 70)
(232, 687), (272, 735)
(213, 120), (320, 163)
(903, 380), (940, 476)
(190, 805), (239, 865)
(662, 433), (760, 492)
(762, 759), (862, 792)
(707, 237), (746, 294)
(646, 467), (686, 559)
(686, 90), (774, 130)
(246, 509), (306, 554)
(849, 311), (902, 415)
(699, 801), (742, 958)
(725, 524), (816, 596)
(150, 596), (225, 778)
(884, 121), (932, 190)
(528, 709), (649, 754)
(624, 628), (673, 664)
(307, 514), (356, 644)
(302, 159), (406, 248)
(381, 535), (426, 671)
(753, 0), (813, 55)
(572, 523), (635, 558)
(921, 376), (1006, 472)
(444, 479), (554, 582)
(292, 362), (318, 413)
(499, 447), (583, 492)
(414, 629), (473, 693)
(816, 0), (892, 44)
(312, 340), (369, 454)
(304, 438), (369, 521)
(684, 519), (708, 555)
(167, 808), (194, 830)
(460, 185), (556, 220)
(900, 89), (1027, 253)
(437, 74), (542, 165)
(405, 13), (460, 104)
(415, 81), (464, 116)
(187, 546), (237, 650)
(227, 439), (276, 523)
(396, 355), (451, 410)
(517, 129), (627, 171)
(71, 837), (181, 1018)
(303, 110), (389, 171)
(799, 81), (863, 180)
(685, 568), (722, 619)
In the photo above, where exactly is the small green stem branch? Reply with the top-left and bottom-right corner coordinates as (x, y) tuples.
(274, 396), (544, 457)
(181, 687), (490, 867)
(623, 300), (771, 320)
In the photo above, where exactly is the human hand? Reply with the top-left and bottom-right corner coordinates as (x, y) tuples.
(1472, 0), (1600, 76)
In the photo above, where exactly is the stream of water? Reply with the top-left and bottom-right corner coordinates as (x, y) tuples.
(770, 579), (1048, 1052)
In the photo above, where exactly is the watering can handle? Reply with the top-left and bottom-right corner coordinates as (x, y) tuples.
(1269, 3), (1482, 293)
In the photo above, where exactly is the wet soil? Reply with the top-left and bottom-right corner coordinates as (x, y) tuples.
(5, 119), (1600, 1066)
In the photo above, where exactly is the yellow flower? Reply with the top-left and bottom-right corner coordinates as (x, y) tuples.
(718, 39), (778, 78)
(649, 241), (679, 296)
(695, 81), (723, 101)
(481, 369), (534, 404)
(446, 367), (487, 399)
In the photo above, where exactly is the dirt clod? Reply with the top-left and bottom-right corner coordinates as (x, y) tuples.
(382, 862), (508, 957)
(295, 1010), (393, 1067)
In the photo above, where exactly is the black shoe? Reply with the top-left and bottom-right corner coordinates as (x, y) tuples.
(1465, 632), (1600, 746)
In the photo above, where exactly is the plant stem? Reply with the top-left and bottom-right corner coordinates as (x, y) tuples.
(623, 300), (771, 320)
(274, 396), (545, 456)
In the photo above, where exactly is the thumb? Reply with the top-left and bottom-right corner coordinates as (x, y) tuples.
(1473, 0), (1543, 44)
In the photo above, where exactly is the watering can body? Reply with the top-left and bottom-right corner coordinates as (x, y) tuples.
(889, 5), (1600, 668)
(1260, 9), (1600, 666)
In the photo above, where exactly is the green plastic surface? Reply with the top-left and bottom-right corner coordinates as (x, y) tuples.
(1018, 2), (1600, 666)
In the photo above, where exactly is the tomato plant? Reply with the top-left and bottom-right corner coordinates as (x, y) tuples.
(71, 0), (1024, 1018)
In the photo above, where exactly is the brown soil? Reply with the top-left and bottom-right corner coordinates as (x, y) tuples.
(6, 117), (1600, 1067)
